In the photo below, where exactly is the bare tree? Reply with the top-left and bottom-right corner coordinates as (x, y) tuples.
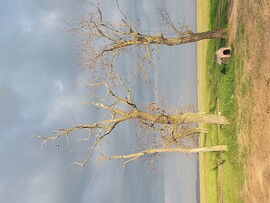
(74, 1), (226, 71)
(35, 76), (227, 170)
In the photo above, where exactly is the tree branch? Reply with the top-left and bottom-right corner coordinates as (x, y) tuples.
(97, 145), (228, 167)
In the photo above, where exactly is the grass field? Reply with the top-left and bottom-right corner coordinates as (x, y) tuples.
(197, 1), (245, 202)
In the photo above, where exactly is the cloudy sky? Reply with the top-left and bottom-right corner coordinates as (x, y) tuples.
(0, 0), (197, 202)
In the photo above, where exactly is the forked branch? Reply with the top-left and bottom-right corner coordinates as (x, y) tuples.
(36, 77), (228, 169)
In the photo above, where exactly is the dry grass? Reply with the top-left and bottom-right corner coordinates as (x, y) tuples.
(197, 1), (210, 202)
(233, 0), (270, 202)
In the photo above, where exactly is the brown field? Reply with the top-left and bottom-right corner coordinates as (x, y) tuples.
(230, 0), (270, 202)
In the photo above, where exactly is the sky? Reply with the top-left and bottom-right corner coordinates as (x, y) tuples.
(0, 0), (197, 202)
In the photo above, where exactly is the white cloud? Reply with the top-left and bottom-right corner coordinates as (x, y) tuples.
(54, 80), (64, 92)
(21, 17), (33, 34)
(42, 12), (58, 28)
(42, 94), (76, 127)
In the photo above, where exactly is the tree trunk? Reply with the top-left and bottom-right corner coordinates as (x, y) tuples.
(137, 29), (226, 48)
(131, 28), (227, 47)
(162, 29), (227, 46)
(101, 145), (228, 162)
(132, 110), (228, 125)
(104, 29), (227, 54)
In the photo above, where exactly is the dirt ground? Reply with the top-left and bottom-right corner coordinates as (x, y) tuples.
(228, 0), (270, 202)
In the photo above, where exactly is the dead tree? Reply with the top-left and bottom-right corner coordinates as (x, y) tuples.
(74, 2), (227, 71)
(35, 76), (228, 170)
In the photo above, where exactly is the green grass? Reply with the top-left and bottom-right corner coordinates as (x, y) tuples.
(218, 55), (244, 203)
(201, 0), (246, 202)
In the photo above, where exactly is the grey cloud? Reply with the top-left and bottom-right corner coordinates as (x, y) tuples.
(0, 0), (197, 202)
